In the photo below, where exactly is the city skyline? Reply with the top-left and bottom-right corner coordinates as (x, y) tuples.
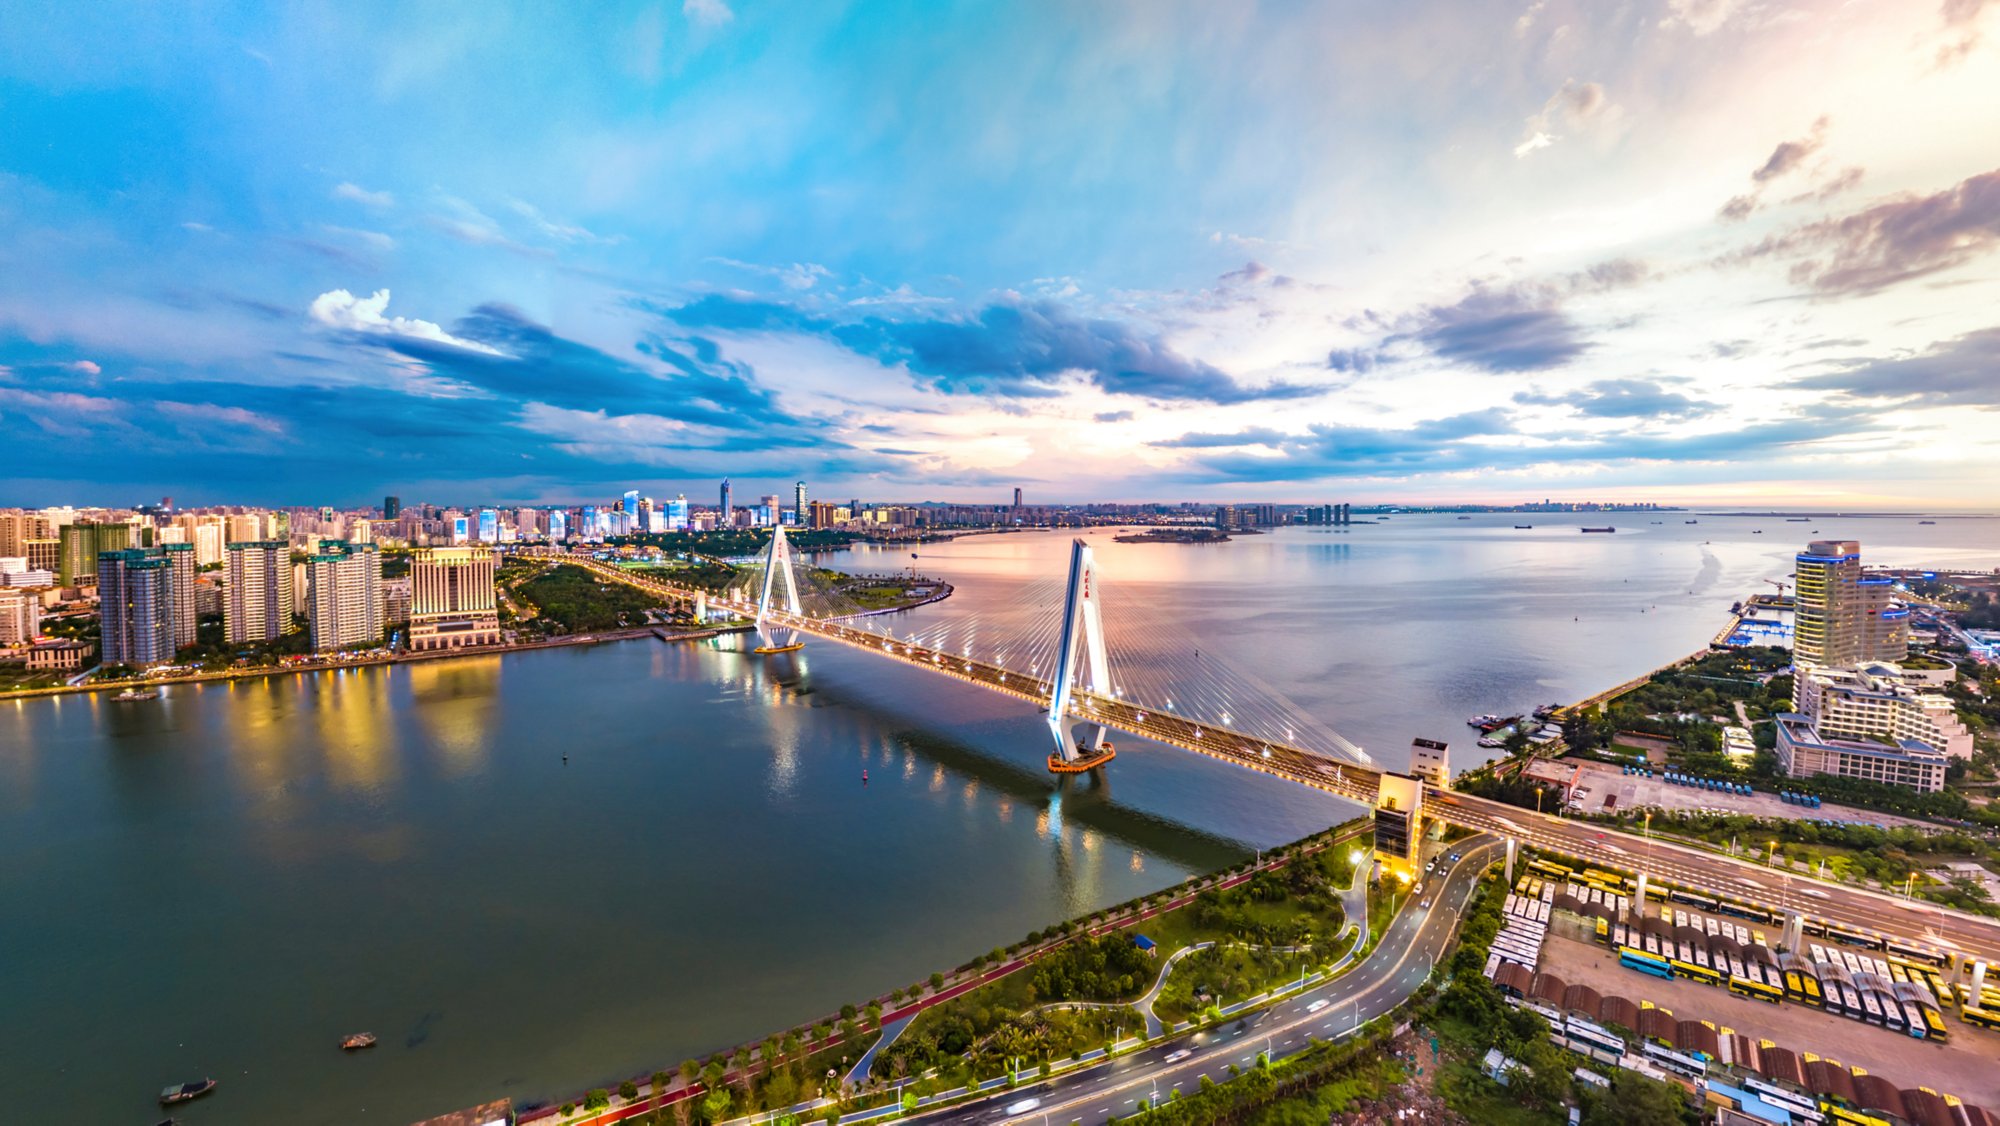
(3, 3), (1999, 507)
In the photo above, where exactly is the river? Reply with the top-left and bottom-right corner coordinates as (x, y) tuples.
(0, 511), (1991, 1123)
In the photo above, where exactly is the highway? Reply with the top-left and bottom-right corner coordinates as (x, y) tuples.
(568, 556), (2000, 963)
(911, 838), (1503, 1126)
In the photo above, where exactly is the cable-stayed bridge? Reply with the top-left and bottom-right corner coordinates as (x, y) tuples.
(554, 529), (2000, 963)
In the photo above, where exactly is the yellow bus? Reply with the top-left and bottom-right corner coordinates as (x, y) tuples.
(1729, 976), (1783, 1005)
(1961, 1005), (2000, 1032)
(1527, 858), (1573, 882)
(1670, 958), (1723, 985)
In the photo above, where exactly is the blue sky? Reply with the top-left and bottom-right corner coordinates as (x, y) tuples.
(2, 0), (1997, 507)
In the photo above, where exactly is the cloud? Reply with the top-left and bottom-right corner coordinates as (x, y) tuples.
(1660, 0), (1750, 35)
(156, 401), (287, 434)
(662, 295), (1318, 404)
(1752, 117), (1828, 183)
(507, 199), (620, 246)
(308, 288), (507, 355)
(1785, 167), (1866, 205)
(1729, 167), (2000, 295)
(1150, 427), (1290, 449)
(332, 181), (394, 209)
(1335, 259), (1648, 374)
(713, 258), (833, 290)
(1093, 410), (1134, 423)
(1937, 0), (1992, 66)
(1325, 348), (1377, 373)
(1515, 378), (1717, 418)
(684, 0), (733, 26)
(1795, 327), (2000, 407)
(319, 225), (397, 251)
(1514, 79), (1612, 159)
(64, 360), (102, 375)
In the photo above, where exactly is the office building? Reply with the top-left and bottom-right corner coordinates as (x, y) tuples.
(225, 540), (296, 644)
(0, 512), (54, 556)
(1793, 540), (1908, 673)
(666, 495), (687, 530)
(1409, 738), (1451, 790)
(623, 489), (642, 522)
(303, 541), (383, 651)
(1774, 714), (1947, 793)
(98, 547), (191, 667)
(794, 481), (808, 525)
(226, 513), (264, 543)
(383, 495), (401, 519)
(1793, 661), (1972, 760)
(1371, 773), (1424, 881)
(60, 522), (134, 585)
(408, 547), (500, 651)
(548, 509), (568, 541)
(477, 508), (498, 544)
(1013, 487), (1023, 509)
(0, 587), (40, 647)
(720, 478), (733, 524)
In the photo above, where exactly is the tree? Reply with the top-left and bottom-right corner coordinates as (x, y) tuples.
(681, 1059), (700, 1083)
(586, 1088), (612, 1110)
(701, 1088), (733, 1124)
(621, 1079), (641, 1101)
(1584, 1070), (1690, 1125)
(840, 1003), (858, 1021)
(930, 971), (946, 991)
(654, 1071), (672, 1096)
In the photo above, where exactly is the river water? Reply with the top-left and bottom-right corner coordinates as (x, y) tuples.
(1, 512), (1991, 1124)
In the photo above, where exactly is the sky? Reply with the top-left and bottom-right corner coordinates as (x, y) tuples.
(2, 0), (1998, 509)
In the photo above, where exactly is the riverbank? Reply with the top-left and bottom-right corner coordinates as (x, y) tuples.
(0, 623), (753, 703)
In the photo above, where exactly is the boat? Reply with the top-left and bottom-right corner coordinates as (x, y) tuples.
(1468, 713), (1521, 733)
(1048, 739), (1116, 774)
(1477, 735), (1506, 748)
(1456, 515), (1471, 520)
(1514, 524), (1533, 529)
(340, 1032), (378, 1051)
(114, 688), (159, 701)
(752, 642), (805, 654)
(159, 1079), (217, 1105)
(1685, 520), (1698, 524)
(1752, 530), (1763, 534)
(1786, 517), (1810, 522)
(1919, 520), (1936, 525)
(1581, 526), (1615, 533)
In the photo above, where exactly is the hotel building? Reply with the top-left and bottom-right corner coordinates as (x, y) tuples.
(408, 547), (500, 651)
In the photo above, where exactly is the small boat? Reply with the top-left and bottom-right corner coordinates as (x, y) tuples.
(1581, 526), (1615, 533)
(752, 642), (805, 654)
(1514, 524), (1533, 529)
(1685, 520), (1698, 524)
(1753, 530), (1763, 534)
(1786, 517), (1810, 522)
(1456, 515), (1471, 520)
(160, 1079), (217, 1105)
(114, 689), (159, 701)
(1919, 520), (1936, 525)
(340, 1032), (378, 1051)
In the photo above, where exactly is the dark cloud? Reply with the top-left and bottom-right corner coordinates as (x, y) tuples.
(1795, 327), (2000, 407)
(659, 295), (1317, 405)
(1325, 348), (1378, 373)
(1786, 167), (1865, 205)
(1343, 259), (1648, 374)
(1718, 194), (1760, 223)
(1093, 410), (1134, 422)
(1730, 167), (2000, 295)
(1753, 117), (1829, 183)
(1515, 378), (1717, 419)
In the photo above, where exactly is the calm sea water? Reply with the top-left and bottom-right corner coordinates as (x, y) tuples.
(1, 512), (1991, 1124)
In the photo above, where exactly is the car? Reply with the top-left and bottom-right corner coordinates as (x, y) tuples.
(1448, 852), (1460, 862)
(1163, 1049), (1192, 1063)
(1419, 899), (1430, 909)
(1306, 999), (1330, 1013)
(1004, 1099), (1042, 1116)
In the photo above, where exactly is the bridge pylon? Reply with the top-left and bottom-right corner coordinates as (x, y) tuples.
(1046, 538), (1114, 773)
(755, 524), (804, 635)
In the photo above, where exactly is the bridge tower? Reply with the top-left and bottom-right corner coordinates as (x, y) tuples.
(1046, 538), (1113, 771)
(755, 523), (803, 627)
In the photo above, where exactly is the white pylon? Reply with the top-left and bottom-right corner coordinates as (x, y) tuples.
(756, 524), (803, 629)
(1046, 538), (1110, 762)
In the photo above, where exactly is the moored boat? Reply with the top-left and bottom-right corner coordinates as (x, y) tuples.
(114, 688), (160, 701)
(1580, 526), (1615, 533)
(159, 1079), (217, 1105)
(1049, 742), (1116, 774)
(752, 642), (805, 654)
(340, 1032), (378, 1050)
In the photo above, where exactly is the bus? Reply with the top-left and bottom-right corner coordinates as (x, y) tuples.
(1639, 1041), (1707, 1080)
(1729, 976), (1784, 1005)
(1528, 858), (1573, 882)
(1960, 1005), (2000, 1031)
(1620, 947), (1674, 980)
(1670, 888), (1721, 912)
(1741, 1078), (1827, 1124)
(1563, 1020), (1627, 1061)
(1885, 941), (1947, 969)
(1826, 924), (1885, 951)
(1582, 868), (1632, 893)
(1670, 958), (1724, 986)
(1825, 1107), (1893, 1126)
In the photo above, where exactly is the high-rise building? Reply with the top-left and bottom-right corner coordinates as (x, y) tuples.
(98, 547), (192, 667)
(794, 481), (808, 525)
(225, 540), (296, 644)
(303, 541), (383, 651)
(623, 490), (642, 521)
(1792, 662), (1972, 760)
(720, 478), (733, 524)
(0, 512), (53, 556)
(548, 509), (568, 541)
(226, 513), (264, 543)
(477, 508), (498, 544)
(408, 547), (500, 651)
(0, 587), (40, 647)
(383, 495), (402, 519)
(1013, 487), (1023, 509)
(666, 495), (687, 530)
(1409, 738), (1451, 790)
(159, 542), (197, 650)
(1793, 540), (1908, 673)
(59, 522), (133, 585)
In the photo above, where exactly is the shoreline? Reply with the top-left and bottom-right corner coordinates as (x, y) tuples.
(0, 623), (755, 703)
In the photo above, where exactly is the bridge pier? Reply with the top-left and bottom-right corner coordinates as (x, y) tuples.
(1973, 959), (1989, 1005)
(1045, 538), (1111, 771)
(1781, 911), (1803, 954)
(1634, 871), (1649, 910)
(1504, 838), (1516, 886)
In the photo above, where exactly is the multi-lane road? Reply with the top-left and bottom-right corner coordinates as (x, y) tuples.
(573, 556), (2000, 963)
(914, 838), (1503, 1126)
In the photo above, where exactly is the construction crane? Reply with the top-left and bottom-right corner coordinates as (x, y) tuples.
(1765, 578), (1790, 599)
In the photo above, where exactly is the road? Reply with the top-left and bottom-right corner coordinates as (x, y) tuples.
(572, 557), (2000, 963)
(910, 838), (1502, 1126)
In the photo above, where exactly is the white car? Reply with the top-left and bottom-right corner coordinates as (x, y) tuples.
(1306, 999), (1330, 1013)
(1004, 1099), (1041, 1116)
(1163, 1049), (1192, 1063)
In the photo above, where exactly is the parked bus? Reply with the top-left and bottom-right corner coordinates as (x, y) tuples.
(1619, 947), (1674, 980)
(1729, 976), (1783, 1005)
(1960, 1005), (2000, 1031)
(1669, 958), (1723, 986)
(1825, 924), (1885, 951)
(1885, 941), (1947, 969)
(1527, 858), (1573, 882)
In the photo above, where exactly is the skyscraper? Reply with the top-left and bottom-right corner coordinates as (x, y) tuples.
(409, 547), (500, 650)
(98, 547), (192, 667)
(720, 478), (733, 524)
(1793, 540), (1908, 673)
(59, 522), (133, 585)
(666, 495), (688, 530)
(383, 495), (401, 519)
(623, 489), (642, 520)
(794, 480), (808, 526)
(1013, 487), (1023, 509)
(303, 541), (383, 651)
(226, 540), (296, 643)
(548, 509), (568, 541)
(478, 508), (498, 543)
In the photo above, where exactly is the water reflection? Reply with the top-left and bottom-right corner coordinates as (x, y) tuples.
(406, 656), (500, 776)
